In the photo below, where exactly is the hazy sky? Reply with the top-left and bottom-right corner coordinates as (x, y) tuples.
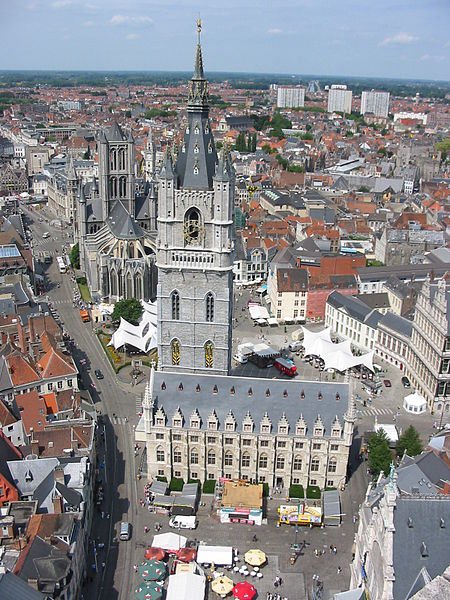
(1, 0), (449, 80)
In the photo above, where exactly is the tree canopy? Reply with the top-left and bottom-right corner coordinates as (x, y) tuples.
(69, 243), (80, 269)
(396, 425), (423, 458)
(368, 429), (392, 478)
(436, 138), (450, 162)
(111, 298), (143, 326)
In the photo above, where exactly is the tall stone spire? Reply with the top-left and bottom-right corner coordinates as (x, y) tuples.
(188, 18), (209, 111)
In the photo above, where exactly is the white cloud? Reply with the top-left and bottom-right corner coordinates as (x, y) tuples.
(109, 15), (152, 27)
(420, 54), (445, 62)
(52, 0), (73, 7)
(126, 33), (141, 40)
(83, 20), (94, 27)
(379, 32), (418, 46)
(267, 28), (283, 35)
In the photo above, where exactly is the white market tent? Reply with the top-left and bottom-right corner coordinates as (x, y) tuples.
(152, 532), (186, 550)
(403, 391), (427, 415)
(196, 545), (233, 566)
(248, 304), (270, 321)
(301, 326), (374, 373)
(166, 573), (205, 600)
(108, 300), (157, 352)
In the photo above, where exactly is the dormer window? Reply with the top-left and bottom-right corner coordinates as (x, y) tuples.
(225, 422), (234, 432)
(208, 420), (217, 430)
(279, 426), (287, 435)
(243, 423), (252, 433)
(173, 418), (182, 428)
(194, 125), (200, 135)
(261, 424), (270, 434)
(193, 164), (199, 175)
(332, 428), (341, 437)
(194, 144), (199, 153)
(208, 141), (213, 153)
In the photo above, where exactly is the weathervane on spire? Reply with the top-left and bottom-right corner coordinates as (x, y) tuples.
(197, 17), (202, 43)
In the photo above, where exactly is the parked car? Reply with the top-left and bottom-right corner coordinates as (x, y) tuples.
(383, 379), (392, 387)
(95, 369), (104, 380)
(288, 341), (302, 352)
(401, 376), (411, 388)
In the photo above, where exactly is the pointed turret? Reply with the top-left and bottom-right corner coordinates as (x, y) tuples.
(214, 146), (232, 182)
(175, 20), (218, 190)
(66, 155), (77, 181)
(160, 147), (175, 180)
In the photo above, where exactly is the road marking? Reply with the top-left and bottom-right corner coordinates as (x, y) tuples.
(360, 407), (394, 416)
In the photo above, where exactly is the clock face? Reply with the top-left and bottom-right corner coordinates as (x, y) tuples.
(184, 219), (203, 244)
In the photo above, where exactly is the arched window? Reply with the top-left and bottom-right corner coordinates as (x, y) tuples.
(184, 208), (201, 245)
(118, 147), (126, 171)
(156, 447), (165, 462)
(241, 452), (251, 468)
(207, 450), (216, 465)
(173, 448), (182, 463)
(110, 270), (118, 297)
(109, 176), (117, 198)
(110, 149), (117, 170)
(204, 341), (214, 369)
(205, 292), (214, 322)
(276, 455), (285, 470)
(126, 272), (133, 299)
(171, 339), (181, 366)
(328, 458), (337, 473)
(224, 452), (233, 467)
(190, 449), (199, 465)
(135, 275), (142, 299)
(259, 454), (268, 469)
(311, 457), (320, 472)
(171, 291), (180, 320)
(119, 176), (127, 198)
(293, 456), (303, 471)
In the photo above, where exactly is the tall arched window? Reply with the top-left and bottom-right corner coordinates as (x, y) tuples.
(110, 177), (118, 198)
(207, 450), (216, 465)
(110, 149), (117, 170)
(184, 208), (201, 245)
(171, 339), (181, 366)
(135, 275), (142, 299)
(156, 447), (165, 462)
(328, 458), (337, 473)
(276, 455), (285, 470)
(126, 272), (133, 299)
(118, 147), (126, 171)
(311, 457), (320, 472)
(171, 291), (180, 320)
(173, 448), (182, 463)
(190, 449), (199, 465)
(204, 341), (214, 369)
(110, 270), (118, 297)
(293, 456), (303, 471)
(205, 292), (214, 322)
(119, 176), (127, 198)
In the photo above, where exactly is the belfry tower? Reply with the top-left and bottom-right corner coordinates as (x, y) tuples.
(156, 20), (235, 376)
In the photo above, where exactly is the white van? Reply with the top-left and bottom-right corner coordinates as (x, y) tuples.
(169, 516), (198, 530)
(42, 232), (50, 239)
(288, 341), (302, 352)
(120, 521), (131, 540)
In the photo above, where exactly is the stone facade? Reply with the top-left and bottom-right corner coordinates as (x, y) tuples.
(136, 369), (355, 491)
(406, 275), (450, 414)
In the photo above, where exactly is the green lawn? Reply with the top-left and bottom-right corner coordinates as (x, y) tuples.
(78, 282), (92, 303)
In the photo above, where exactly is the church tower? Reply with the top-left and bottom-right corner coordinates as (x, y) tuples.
(156, 20), (235, 376)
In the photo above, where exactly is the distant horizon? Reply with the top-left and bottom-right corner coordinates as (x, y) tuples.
(0, 68), (449, 86)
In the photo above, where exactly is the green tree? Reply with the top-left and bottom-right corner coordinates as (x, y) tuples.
(300, 132), (313, 140)
(83, 144), (91, 160)
(111, 298), (143, 325)
(436, 138), (450, 162)
(368, 429), (392, 478)
(396, 425), (423, 458)
(234, 131), (247, 152)
(69, 243), (80, 269)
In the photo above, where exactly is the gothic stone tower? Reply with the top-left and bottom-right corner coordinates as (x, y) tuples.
(157, 21), (235, 376)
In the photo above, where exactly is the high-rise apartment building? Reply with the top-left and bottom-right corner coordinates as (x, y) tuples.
(327, 84), (352, 114)
(360, 90), (390, 118)
(277, 86), (305, 108)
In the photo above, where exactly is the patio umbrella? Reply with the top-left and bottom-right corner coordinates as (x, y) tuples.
(211, 575), (234, 596)
(244, 549), (266, 567)
(134, 581), (163, 600)
(232, 581), (257, 600)
(137, 559), (167, 581)
(144, 547), (166, 561)
(176, 547), (197, 563)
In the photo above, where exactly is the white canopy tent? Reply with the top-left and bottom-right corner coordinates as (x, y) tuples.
(152, 531), (187, 550)
(248, 304), (270, 321)
(403, 391), (427, 415)
(301, 326), (374, 372)
(196, 545), (233, 566)
(166, 573), (205, 600)
(108, 300), (157, 352)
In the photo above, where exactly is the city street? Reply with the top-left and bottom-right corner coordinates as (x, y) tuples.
(22, 205), (438, 599)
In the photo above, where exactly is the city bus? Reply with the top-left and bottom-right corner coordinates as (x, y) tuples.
(56, 256), (67, 274)
(274, 357), (297, 377)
